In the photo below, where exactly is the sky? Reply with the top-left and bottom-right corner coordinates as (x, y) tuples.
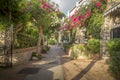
(51, 0), (78, 15)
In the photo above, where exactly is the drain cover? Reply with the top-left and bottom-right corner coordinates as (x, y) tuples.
(17, 67), (40, 74)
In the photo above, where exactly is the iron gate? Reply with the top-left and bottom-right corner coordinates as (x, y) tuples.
(0, 27), (13, 68)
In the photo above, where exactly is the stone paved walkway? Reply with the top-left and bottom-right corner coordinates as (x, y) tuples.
(0, 45), (64, 80)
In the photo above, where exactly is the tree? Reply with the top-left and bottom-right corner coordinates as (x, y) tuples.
(0, 0), (32, 47)
(30, 0), (60, 54)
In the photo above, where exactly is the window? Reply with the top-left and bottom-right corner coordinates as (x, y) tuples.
(110, 27), (120, 39)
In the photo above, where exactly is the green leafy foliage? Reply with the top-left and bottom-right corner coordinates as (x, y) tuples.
(69, 44), (87, 59)
(48, 38), (56, 45)
(86, 38), (100, 54)
(106, 39), (120, 51)
(15, 27), (38, 48)
(86, 12), (104, 39)
(106, 39), (120, 79)
(0, 15), (11, 30)
(31, 52), (42, 60)
(0, 0), (33, 48)
(0, 0), (62, 49)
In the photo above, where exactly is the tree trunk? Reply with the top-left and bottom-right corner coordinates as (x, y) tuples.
(13, 23), (23, 49)
(37, 26), (43, 55)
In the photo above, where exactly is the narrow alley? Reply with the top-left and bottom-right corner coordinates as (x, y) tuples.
(0, 45), (64, 80)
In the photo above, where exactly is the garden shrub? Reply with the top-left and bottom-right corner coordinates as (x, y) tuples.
(69, 44), (87, 59)
(31, 52), (42, 60)
(86, 38), (100, 54)
(106, 39), (120, 79)
(48, 38), (56, 45)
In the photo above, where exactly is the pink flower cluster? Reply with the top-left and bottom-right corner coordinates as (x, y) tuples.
(70, 12), (89, 28)
(40, 2), (53, 12)
(96, 2), (101, 7)
(60, 0), (104, 31)
(85, 11), (91, 18)
(78, 15), (83, 20)
(60, 12), (88, 30)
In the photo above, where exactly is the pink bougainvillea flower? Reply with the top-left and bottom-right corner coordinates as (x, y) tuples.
(96, 2), (101, 7)
(73, 17), (78, 23)
(44, 5), (48, 10)
(75, 18), (79, 23)
(77, 14), (83, 20)
(72, 18), (76, 23)
(85, 10), (91, 18)
(44, 2), (48, 6)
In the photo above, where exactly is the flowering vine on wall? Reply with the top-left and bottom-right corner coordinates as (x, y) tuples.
(61, 0), (107, 31)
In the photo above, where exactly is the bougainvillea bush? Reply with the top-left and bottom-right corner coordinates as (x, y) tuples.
(61, 0), (107, 60)
(61, 0), (107, 39)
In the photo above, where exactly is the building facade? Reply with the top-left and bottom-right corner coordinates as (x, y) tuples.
(100, 0), (120, 54)
(67, 0), (88, 17)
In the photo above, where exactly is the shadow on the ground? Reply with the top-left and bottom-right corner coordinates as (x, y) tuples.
(17, 67), (40, 74)
(72, 60), (97, 80)
(25, 69), (53, 80)
(0, 46), (72, 80)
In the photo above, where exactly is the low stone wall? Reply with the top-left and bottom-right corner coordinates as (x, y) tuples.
(12, 47), (37, 66)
